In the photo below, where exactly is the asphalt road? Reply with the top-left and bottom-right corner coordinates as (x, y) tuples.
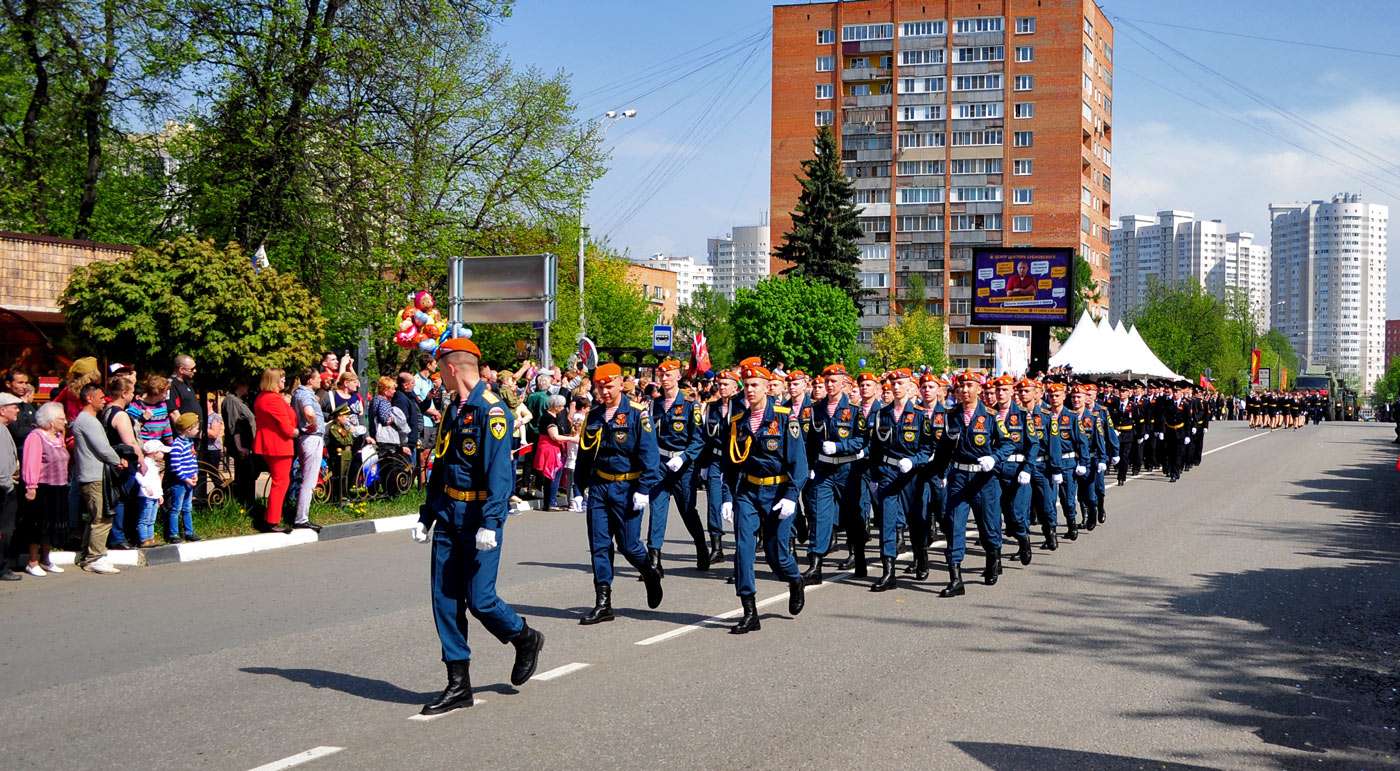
(2, 421), (1397, 770)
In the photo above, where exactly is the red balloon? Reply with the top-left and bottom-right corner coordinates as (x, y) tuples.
(416, 291), (435, 312)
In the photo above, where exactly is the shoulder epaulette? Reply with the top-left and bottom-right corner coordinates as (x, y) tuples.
(629, 399), (647, 410)
(773, 405), (791, 414)
(481, 390), (500, 405)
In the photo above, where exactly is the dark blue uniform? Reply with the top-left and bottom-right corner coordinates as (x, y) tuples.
(871, 399), (934, 559)
(941, 402), (1012, 567)
(420, 380), (525, 663)
(722, 399), (807, 597)
(576, 398), (662, 585)
(994, 405), (1036, 546)
(1075, 408), (1104, 523)
(699, 397), (740, 539)
(919, 401), (950, 547)
(647, 392), (704, 554)
(804, 394), (866, 557)
(1027, 404), (1061, 537)
(1051, 408), (1091, 531)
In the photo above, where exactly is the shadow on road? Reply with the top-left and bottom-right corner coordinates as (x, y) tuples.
(239, 666), (517, 704)
(950, 740), (1217, 770)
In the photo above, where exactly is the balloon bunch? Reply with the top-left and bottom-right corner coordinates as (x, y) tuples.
(393, 291), (471, 355)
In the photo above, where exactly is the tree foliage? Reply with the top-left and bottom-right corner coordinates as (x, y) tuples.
(674, 286), (735, 369)
(871, 273), (946, 370)
(61, 236), (325, 384)
(1372, 356), (1400, 406)
(1129, 280), (1230, 383)
(773, 125), (863, 298)
(731, 276), (858, 373)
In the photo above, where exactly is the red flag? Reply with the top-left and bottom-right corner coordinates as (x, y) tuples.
(1199, 374), (1215, 391)
(690, 331), (712, 375)
(1250, 348), (1261, 384)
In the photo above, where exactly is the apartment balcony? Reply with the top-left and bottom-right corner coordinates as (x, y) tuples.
(845, 39), (893, 54)
(843, 95), (893, 109)
(949, 314), (971, 327)
(843, 67), (892, 82)
(949, 257), (971, 272)
(948, 343), (987, 357)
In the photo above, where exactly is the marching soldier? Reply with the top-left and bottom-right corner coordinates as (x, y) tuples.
(1158, 382), (1191, 483)
(869, 369), (934, 591)
(1047, 382), (1088, 542)
(1016, 377), (1059, 550)
(787, 371), (814, 548)
(722, 363), (808, 634)
(1108, 381), (1136, 486)
(938, 372), (1012, 597)
(834, 371), (883, 576)
(1070, 384), (1103, 532)
(646, 359), (707, 575)
(991, 374), (1035, 566)
(412, 337), (543, 716)
(1089, 382), (1118, 526)
(699, 369), (741, 566)
(801, 364), (866, 586)
(916, 372), (950, 563)
(575, 363), (664, 625)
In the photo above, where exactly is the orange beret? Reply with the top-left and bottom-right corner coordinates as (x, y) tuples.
(737, 356), (763, 369)
(656, 358), (682, 373)
(1045, 382), (1067, 393)
(821, 363), (848, 378)
(592, 362), (622, 383)
(1016, 377), (1040, 389)
(1073, 383), (1094, 393)
(741, 365), (773, 381)
(953, 370), (984, 385)
(785, 369), (808, 383)
(889, 368), (913, 380)
(989, 374), (1016, 387)
(435, 337), (481, 360)
(917, 372), (940, 386)
(717, 369), (740, 383)
(856, 371), (879, 384)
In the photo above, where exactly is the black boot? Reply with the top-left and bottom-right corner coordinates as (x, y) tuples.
(801, 554), (824, 586)
(853, 538), (869, 578)
(508, 621), (544, 686)
(694, 535), (711, 572)
(870, 556), (897, 592)
(913, 547), (929, 581)
(648, 548), (664, 579)
(1097, 501), (1106, 525)
(579, 582), (615, 625)
(1042, 522), (1058, 551)
(939, 564), (965, 597)
(641, 560), (664, 610)
(1084, 509), (1097, 531)
(1065, 518), (1079, 541)
(421, 661), (473, 715)
(896, 525), (907, 554)
(706, 534), (724, 565)
(731, 594), (760, 634)
(983, 548), (1001, 585)
(1016, 537), (1033, 566)
(788, 579), (805, 616)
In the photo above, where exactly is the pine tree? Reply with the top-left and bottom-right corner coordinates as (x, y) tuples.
(774, 126), (865, 298)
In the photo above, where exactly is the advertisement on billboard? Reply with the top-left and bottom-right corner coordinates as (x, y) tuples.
(971, 246), (1074, 327)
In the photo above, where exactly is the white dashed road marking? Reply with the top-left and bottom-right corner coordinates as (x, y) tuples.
(247, 746), (344, 771)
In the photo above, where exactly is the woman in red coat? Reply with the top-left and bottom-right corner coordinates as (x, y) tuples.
(252, 368), (297, 532)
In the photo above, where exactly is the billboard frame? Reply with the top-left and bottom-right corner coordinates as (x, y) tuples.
(970, 245), (1076, 328)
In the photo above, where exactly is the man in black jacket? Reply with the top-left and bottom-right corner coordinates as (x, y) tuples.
(394, 372), (423, 470)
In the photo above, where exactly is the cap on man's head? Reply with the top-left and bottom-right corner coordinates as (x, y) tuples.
(954, 370), (984, 385)
(0, 393), (21, 407)
(917, 372), (942, 386)
(888, 368), (913, 380)
(989, 374), (1016, 387)
(737, 356), (763, 369)
(856, 371), (879, 384)
(656, 359), (683, 373)
(1045, 382), (1067, 393)
(592, 362), (623, 384)
(435, 337), (481, 361)
(821, 363), (848, 378)
(785, 369), (808, 383)
(1016, 377), (1040, 389)
(741, 364), (773, 381)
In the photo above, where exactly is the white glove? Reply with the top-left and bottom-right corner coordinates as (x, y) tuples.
(1097, 462), (1107, 472)
(977, 456), (995, 472)
(773, 498), (796, 519)
(1156, 432), (1164, 441)
(821, 441), (837, 455)
(1184, 437), (1191, 445)
(721, 501), (733, 525)
(898, 457), (914, 474)
(571, 495), (584, 510)
(474, 528), (497, 551)
(1203, 427), (1208, 433)
(1111, 455), (1120, 465)
(933, 477), (946, 489)
(410, 522), (430, 543)
(1190, 427), (1197, 435)
(632, 493), (649, 512)
(1052, 473), (1064, 485)
(808, 471), (815, 480)
(1138, 437), (1145, 444)
(665, 455), (684, 472)
(1016, 471), (1031, 485)
(1075, 464), (1087, 477)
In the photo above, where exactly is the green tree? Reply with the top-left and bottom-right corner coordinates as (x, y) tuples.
(674, 286), (735, 369)
(60, 236), (325, 384)
(872, 273), (946, 370)
(1129, 280), (1229, 381)
(1371, 356), (1400, 406)
(773, 125), (863, 298)
(731, 276), (858, 373)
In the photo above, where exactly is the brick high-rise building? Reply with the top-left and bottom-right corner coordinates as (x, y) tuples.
(1384, 319), (1400, 372)
(771, 0), (1113, 368)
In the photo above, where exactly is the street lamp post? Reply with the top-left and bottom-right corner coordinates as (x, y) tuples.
(578, 108), (638, 348)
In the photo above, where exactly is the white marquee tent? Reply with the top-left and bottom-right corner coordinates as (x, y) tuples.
(1047, 310), (1184, 380)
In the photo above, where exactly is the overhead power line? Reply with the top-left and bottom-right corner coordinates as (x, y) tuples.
(1111, 15), (1400, 60)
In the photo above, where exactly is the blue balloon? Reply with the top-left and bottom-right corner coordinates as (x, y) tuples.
(858, 358), (866, 367)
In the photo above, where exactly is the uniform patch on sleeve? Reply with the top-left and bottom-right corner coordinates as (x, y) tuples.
(488, 412), (507, 440)
(481, 390), (500, 405)
(788, 417), (801, 438)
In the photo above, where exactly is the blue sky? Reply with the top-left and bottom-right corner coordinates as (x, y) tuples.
(491, 0), (1400, 315)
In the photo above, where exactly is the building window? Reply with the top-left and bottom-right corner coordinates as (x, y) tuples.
(900, 48), (945, 66)
(852, 188), (890, 204)
(843, 23), (894, 42)
(956, 45), (1004, 63)
(858, 217), (890, 234)
(1013, 130), (1034, 147)
(953, 74), (1003, 91)
(897, 131), (945, 149)
(952, 186), (1002, 203)
(897, 215), (944, 232)
(816, 56), (834, 72)
(1013, 102), (1034, 119)
(954, 16), (1003, 34)
(817, 28), (835, 44)
(1013, 159), (1033, 176)
(899, 104), (944, 122)
(897, 187), (944, 204)
(950, 129), (1002, 146)
(859, 272), (889, 289)
(1014, 74), (1034, 91)
(896, 159), (944, 176)
(1015, 17), (1036, 34)
(1012, 215), (1033, 232)
(1015, 46), (1034, 62)
(949, 157), (1001, 174)
(1013, 188), (1033, 204)
(898, 76), (945, 94)
(815, 83), (833, 100)
(815, 110), (833, 126)
(901, 20), (945, 37)
(953, 101), (1002, 119)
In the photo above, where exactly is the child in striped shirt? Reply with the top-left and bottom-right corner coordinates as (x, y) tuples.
(166, 413), (201, 543)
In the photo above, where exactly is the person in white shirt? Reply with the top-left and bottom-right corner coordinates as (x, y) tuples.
(135, 440), (168, 548)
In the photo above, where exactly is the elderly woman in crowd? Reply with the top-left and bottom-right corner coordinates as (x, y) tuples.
(368, 375), (409, 454)
(252, 368), (297, 534)
(20, 402), (69, 576)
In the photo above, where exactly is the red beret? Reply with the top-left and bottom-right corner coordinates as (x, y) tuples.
(741, 365), (773, 381)
(953, 370), (985, 385)
(785, 369), (808, 383)
(592, 362), (622, 383)
(656, 358), (682, 373)
(821, 364), (848, 378)
(889, 368), (913, 380)
(856, 371), (879, 384)
(989, 374), (1016, 387)
(435, 337), (481, 361)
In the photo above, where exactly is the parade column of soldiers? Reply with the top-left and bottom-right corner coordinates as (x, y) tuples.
(410, 344), (1228, 713)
